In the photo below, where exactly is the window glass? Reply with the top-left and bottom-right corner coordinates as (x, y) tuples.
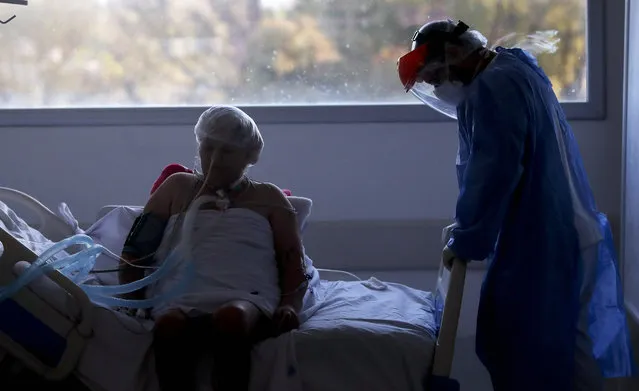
(0, 0), (587, 108)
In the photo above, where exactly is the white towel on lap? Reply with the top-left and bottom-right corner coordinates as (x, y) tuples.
(148, 209), (281, 318)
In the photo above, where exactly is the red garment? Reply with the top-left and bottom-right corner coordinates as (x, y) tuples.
(150, 164), (193, 195)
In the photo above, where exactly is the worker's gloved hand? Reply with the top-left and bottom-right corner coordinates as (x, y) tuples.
(442, 245), (459, 271)
(441, 222), (459, 246)
(272, 304), (300, 336)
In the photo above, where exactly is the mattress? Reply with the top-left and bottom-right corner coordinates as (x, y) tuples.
(3, 265), (436, 391)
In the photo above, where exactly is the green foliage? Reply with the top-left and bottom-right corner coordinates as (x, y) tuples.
(0, 0), (587, 106)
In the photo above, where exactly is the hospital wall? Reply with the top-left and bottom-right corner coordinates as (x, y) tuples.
(0, 1), (634, 390)
(620, 0), (639, 390)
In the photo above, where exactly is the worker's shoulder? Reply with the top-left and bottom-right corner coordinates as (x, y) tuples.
(471, 58), (532, 106)
(481, 50), (543, 89)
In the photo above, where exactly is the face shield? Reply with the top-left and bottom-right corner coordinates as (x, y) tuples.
(410, 79), (463, 120)
(398, 42), (465, 120)
(397, 20), (475, 120)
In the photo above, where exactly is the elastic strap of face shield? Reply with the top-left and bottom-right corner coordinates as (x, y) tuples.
(398, 20), (470, 91)
(414, 20), (470, 62)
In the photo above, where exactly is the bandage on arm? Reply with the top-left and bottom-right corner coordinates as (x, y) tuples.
(122, 213), (168, 261)
(118, 174), (178, 297)
(118, 213), (168, 297)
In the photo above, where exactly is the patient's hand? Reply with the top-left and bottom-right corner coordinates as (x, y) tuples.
(272, 304), (300, 335)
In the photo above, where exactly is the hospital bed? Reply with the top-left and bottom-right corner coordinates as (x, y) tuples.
(0, 186), (466, 391)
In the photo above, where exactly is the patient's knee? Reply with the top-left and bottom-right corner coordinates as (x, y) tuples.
(211, 302), (257, 340)
(154, 310), (188, 340)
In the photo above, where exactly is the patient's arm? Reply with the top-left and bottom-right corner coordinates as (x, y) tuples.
(118, 173), (183, 299)
(266, 185), (308, 314)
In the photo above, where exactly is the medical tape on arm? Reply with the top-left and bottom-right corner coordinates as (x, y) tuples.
(122, 213), (169, 265)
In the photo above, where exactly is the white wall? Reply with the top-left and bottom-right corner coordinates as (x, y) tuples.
(620, 0), (639, 389)
(0, 1), (630, 389)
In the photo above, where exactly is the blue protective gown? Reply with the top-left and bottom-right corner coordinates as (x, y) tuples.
(448, 47), (635, 390)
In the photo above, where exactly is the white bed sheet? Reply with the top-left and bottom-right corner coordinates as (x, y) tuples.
(253, 279), (436, 391)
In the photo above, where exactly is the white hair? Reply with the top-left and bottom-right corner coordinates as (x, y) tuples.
(194, 105), (264, 165)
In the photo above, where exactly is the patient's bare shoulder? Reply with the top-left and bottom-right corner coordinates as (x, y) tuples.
(251, 182), (290, 206)
(253, 182), (301, 248)
(145, 172), (199, 217)
(237, 181), (291, 217)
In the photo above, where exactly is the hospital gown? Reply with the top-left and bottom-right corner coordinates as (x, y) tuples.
(447, 47), (635, 390)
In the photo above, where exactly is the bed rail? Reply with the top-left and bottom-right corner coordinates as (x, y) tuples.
(0, 227), (94, 380)
(0, 187), (76, 242)
(431, 257), (467, 379)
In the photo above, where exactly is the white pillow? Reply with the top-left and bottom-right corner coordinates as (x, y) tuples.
(83, 206), (141, 286)
(85, 196), (313, 286)
(287, 196), (312, 234)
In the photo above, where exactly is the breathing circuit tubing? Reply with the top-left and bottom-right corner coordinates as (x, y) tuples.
(0, 195), (217, 309)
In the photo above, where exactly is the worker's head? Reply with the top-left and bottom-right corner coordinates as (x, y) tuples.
(397, 19), (492, 119)
(194, 105), (264, 187)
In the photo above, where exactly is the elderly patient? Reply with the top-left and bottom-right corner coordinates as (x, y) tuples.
(117, 105), (308, 391)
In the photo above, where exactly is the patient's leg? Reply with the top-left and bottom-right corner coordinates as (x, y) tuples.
(153, 309), (199, 391)
(210, 300), (270, 391)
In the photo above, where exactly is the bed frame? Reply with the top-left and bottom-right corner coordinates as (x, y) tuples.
(0, 187), (467, 387)
(431, 257), (467, 381)
(0, 188), (94, 381)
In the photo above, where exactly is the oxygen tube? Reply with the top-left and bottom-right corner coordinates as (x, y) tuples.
(0, 195), (217, 309)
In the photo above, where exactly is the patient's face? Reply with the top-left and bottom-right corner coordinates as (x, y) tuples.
(199, 140), (250, 187)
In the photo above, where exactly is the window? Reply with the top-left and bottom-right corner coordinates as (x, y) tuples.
(0, 0), (603, 125)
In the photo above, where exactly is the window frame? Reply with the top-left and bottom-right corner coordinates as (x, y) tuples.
(0, 0), (605, 127)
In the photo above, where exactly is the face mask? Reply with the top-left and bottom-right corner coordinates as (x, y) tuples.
(433, 81), (466, 105)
